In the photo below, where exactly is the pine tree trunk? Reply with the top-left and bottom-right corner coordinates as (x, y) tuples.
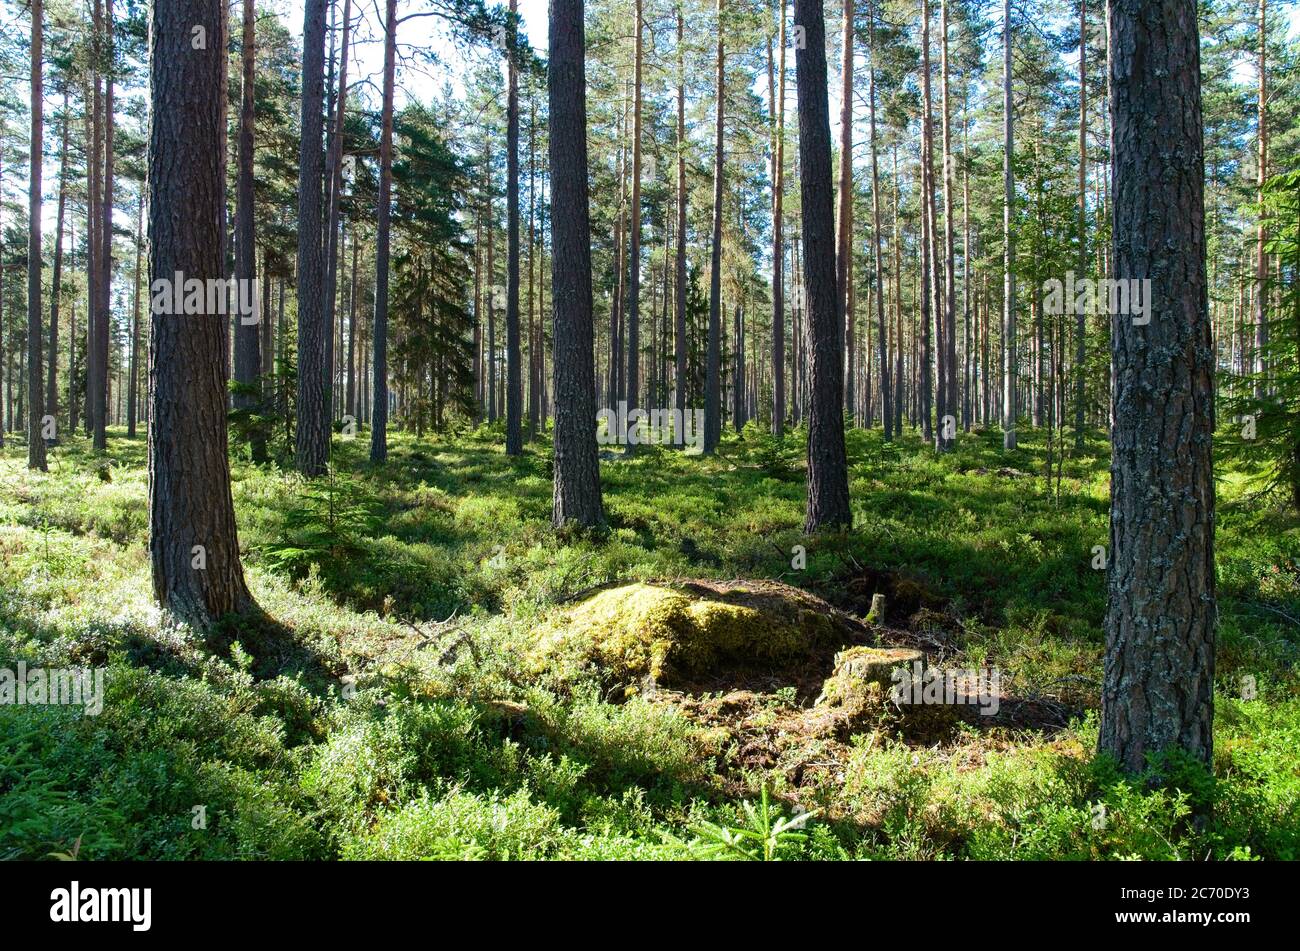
(505, 0), (523, 455)
(868, 10), (891, 440)
(148, 0), (257, 628)
(938, 0), (957, 451)
(295, 0), (329, 475)
(233, 0), (265, 462)
(625, 0), (644, 423)
(47, 92), (68, 440)
(369, 0), (397, 463)
(549, 0), (604, 528)
(26, 0), (46, 470)
(795, 0), (851, 532)
(704, 0), (725, 453)
(771, 2), (787, 436)
(674, 3), (688, 431)
(127, 194), (142, 437)
(323, 0), (353, 424)
(1001, 0), (1017, 450)
(1074, 0), (1088, 450)
(1100, 0), (1215, 774)
(837, 0), (854, 420)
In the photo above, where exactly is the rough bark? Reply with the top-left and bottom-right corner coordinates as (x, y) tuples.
(1100, 0), (1215, 774)
(505, 0), (523, 455)
(795, 0), (851, 532)
(233, 0), (264, 462)
(370, 0), (397, 463)
(549, 0), (604, 528)
(1001, 0), (1017, 450)
(27, 0), (46, 470)
(148, 0), (257, 627)
(295, 0), (329, 475)
(704, 0), (724, 453)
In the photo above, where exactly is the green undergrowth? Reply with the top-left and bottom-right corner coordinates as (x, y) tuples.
(0, 421), (1296, 860)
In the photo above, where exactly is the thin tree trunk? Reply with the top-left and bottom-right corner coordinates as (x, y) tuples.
(26, 0), (46, 470)
(370, 0), (397, 463)
(868, 7), (891, 440)
(47, 90), (68, 439)
(505, 0), (523, 454)
(704, 0), (725, 453)
(771, 1), (787, 436)
(674, 2), (688, 431)
(323, 0), (353, 424)
(837, 0), (854, 419)
(1001, 0), (1017, 449)
(127, 193), (142, 437)
(233, 0), (265, 461)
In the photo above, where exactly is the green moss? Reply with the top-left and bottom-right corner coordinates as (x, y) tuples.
(533, 581), (854, 685)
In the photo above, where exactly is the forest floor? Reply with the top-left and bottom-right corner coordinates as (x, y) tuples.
(1, 422), (1298, 860)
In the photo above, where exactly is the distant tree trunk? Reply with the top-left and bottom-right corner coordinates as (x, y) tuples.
(1101, 0), (1215, 774)
(704, 0), (725, 453)
(127, 194), (142, 437)
(938, 0), (957, 451)
(84, 74), (98, 438)
(1253, 0), (1268, 399)
(94, 0), (115, 452)
(346, 236), (358, 419)
(148, 0), (257, 627)
(27, 0), (46, 471)
(1001, 0), (1017, 450)
(625, 0), (643, 422)
(795, 0), (851, 532)
(919, 0), (935, 445)
(837, 0), (854, 420)
(549, 0), (604, 528)
(1074, 0), (1087, 450)
(868, 11), (891, 440)
(323, 0), (352, 422)
(528, 97), (540, 438)
(505, 0), (523, 455)
(47, 91), (69, 440)
(233, 0), (265, 462)
(771, 1), (787, 436)
(369, 0), (397, 463)
(295, 0), (329, 475)
(674, 3), (688, 430)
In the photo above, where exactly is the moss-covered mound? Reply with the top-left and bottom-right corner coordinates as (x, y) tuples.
(532, 579), (866, 686)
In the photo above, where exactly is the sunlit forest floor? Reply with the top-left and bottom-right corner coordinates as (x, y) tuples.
(2, 422), (1298, 859)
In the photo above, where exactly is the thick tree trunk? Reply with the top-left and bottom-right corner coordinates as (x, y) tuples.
(295, 0), (329, 475)
(549, 0), (604, 528)
(369, 0), (397, 463)
(233, 0), (265, 462)
(148, 0), (257, 627)
(795, 0), (851, 532)
(1100, 0), (1215, 774)
(27, 0), (46, 470)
